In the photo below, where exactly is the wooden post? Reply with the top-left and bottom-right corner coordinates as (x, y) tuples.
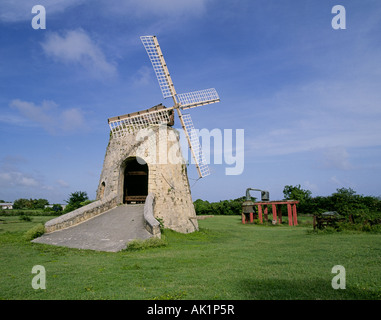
(250, 212), (254, 223)
(258, 205), (263, 224)
(272, 204), (277, 224)
(293, 204), (298, 226)
(264, 205), (268, 222)
(242, 213), (246, 224)
(287, 203), (293, 226)
(277, 204), (282, 224)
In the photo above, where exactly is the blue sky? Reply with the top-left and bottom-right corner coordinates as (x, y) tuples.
(1, 0), (381, 204)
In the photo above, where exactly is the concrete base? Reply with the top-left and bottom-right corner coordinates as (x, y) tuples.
(33, 204), (152, 252)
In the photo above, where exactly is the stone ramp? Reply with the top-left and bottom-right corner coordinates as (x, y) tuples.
(32, 204), (152, 252)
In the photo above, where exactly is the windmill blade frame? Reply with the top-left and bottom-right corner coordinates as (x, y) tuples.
(108, 105), (174, 138)
(140, 36), (177, 99)
(177, 88), (220, 110)
(179, 112), (210, 178)
(108, 35), (219, 179)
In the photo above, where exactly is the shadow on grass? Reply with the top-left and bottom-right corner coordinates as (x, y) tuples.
(237, 278), (381, 300)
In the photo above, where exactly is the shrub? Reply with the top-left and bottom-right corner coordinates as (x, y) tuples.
(19, 214), (32, 222)
(126, 237), (167, 251)
(24, 223), (45, 241)
(13, 198), (49, 210)
(283, 184), (312, 213)
(64, 191), (89, 213)
(155, 217), (165, 231)
(194, 197), (247, 216)
(52, 204), (63, 213)
(80, 200), (93, 207)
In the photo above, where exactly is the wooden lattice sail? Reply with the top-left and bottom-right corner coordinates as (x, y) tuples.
(108, 35), (220, 178)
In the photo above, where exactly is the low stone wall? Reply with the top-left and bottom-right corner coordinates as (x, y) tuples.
(143, 193), (161, 238)
(45, 193), (118, 233)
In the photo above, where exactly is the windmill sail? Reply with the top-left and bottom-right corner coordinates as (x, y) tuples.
(109, 35), (221, 179)
(180, 113), (210, 178)
(177, 88), (220, 110)
(108, 105), (174, 138)
(140, 36), (176, 99)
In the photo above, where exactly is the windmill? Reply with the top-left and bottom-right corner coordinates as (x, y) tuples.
(108, 35), (220, 179)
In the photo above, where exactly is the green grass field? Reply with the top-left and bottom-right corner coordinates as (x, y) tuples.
(0, 215), (380, 300)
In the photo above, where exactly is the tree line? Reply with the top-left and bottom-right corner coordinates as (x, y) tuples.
(13, 198), (51, 210)
(5, 191), (91, 214)
(6, 186), (381, 221)
(194, 185), (381, 219)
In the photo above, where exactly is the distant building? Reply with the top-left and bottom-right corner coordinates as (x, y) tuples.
(0, 203), (13, 210)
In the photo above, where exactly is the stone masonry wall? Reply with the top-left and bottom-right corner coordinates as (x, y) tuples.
(96, 125), (198, 233)
(44, 193), (118, 233)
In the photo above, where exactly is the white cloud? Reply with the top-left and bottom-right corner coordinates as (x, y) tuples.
(0, 0), (208, 22)
(0, 113), (29, 126)
(133, 66), (153, 86)
(10, 99), (87, 134)
(61, 108), (86, 132)
(0, 171), (39, 187)
(329, 176), (354, 189)
(56, 179), (70, 188)
(9, 100), (56, 132)
(0, 156), (67, 202)
(303, 181), (318, 193)
(41, 29), (117, 79)
(0, 155), (39, 188)
(322, 147), (353, 171)
(246, 77), (381, 157)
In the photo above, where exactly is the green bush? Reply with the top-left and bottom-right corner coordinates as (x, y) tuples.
(13, 198), (49, 210)
(24, 223), (45, 241)
(126, 237), (167, 251)
(64, 191), (90, 213)
(19, 214), (32, 222)
(282, 186), (381, 216)
(155, 217), (165, 231)
(80, 200), (93, 207)
(283, 184), (312, 213)
(51, 204), (63, 213)
(194, 197), (247, 216)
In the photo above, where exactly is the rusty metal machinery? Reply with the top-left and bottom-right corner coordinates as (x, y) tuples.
(246, 188), (269, 202)
(242, 188), (270, 223)
(244, 188), (269, 203)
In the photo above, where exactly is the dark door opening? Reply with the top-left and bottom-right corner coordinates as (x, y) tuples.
(123, 157), (148, 204)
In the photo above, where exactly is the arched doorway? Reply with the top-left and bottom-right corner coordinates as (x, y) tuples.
(123, 157), (148, 204)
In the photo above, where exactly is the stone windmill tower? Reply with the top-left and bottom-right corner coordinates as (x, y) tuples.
(96, 36), (220, 233)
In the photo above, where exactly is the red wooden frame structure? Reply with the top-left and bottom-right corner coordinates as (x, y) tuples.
(242, 200), (299, 226)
